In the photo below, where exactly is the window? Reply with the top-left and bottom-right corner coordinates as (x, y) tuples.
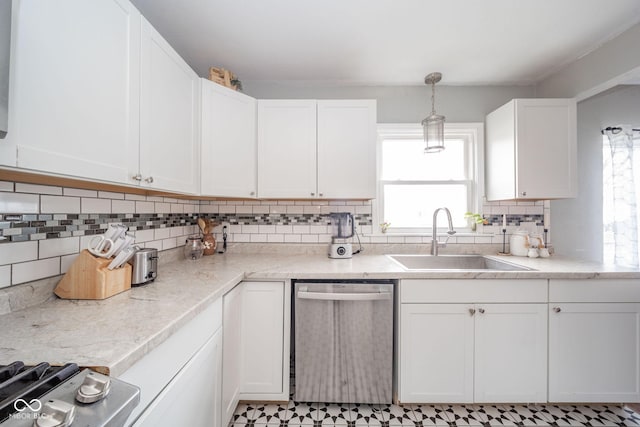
(376, 123), (483, 233)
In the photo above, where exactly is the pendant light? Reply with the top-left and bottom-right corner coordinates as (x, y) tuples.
(422, 72), (445, 153)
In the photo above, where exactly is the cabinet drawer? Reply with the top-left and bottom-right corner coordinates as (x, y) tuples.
(549, 279), (640, 303)
(400, 279), (547, 303)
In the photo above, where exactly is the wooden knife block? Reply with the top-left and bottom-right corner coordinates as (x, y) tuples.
(55, 250), (132, 300)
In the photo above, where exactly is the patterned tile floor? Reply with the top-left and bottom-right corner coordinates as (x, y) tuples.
(232, 401), (640, 427)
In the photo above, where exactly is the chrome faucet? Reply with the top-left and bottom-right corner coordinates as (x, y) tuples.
(431, 207), (456, 255)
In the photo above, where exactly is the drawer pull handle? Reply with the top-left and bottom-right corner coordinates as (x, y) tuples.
(468, 308), (475, 316)
(553, 307), (561, 313)
(478, 308), (485, 314)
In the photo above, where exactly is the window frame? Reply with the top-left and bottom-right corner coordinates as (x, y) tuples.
(374, 123), (485, 235)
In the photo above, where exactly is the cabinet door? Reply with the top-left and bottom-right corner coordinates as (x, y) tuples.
(474, 304), (547, 403)
(317, 100), (377, 199)
(12, 0), (140, 183)
(201, 80), (256, 198)
(257, 100), (317, 198)
(515, 99), (577, 199)
(132, 329), (222, 427)
(399, 304), (474, 403)
(241, 281), (284, 394)
(222, 284), (243, 426)
(139, 17), (199, 194)
(549, 303), (640, 402)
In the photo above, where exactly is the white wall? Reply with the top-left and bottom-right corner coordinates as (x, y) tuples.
(243, 83), (534, 123)
(536, 22), (640, 100)
(551, 84), (640, 261)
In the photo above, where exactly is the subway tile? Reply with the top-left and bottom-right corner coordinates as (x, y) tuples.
(199, 204), (218, 214)
(98, 191), (124, 200)
(370, 236), (388, 243)
(276, 200), (295, 206)
(112, 200), (135, 214)
(125, 194), (146, 201)
(303, 205), (322, 214)
(474, 236), (493, 244)
(229, 224), (242, 234)
(63, 188), (97, 197)
(284, 234), (301, 243)
(294, 201), (312, 206)
(235, 205), (253, 214)
(81, 198), (111, 214)
(508, 206), (527, 214)
(39, 237), (79, 258)
(171, 203), (185, 214)
(318, 234), (332, 243)
(154, 228), (171, 240)
(310, 225), (329, 234)
(300, 234), (318, 243)
(60, 253), (79, 274)
(146, 196), (163, 202)
(12, 257), (60, 285)
(0, 193), (40, 213)
(0, 241), (38, 265)
(2, 228), (21, 236)
(41, 196), (79, 213)
(142, 240), (162, 250)
(387, 236), (405, 244)
(355, 205), (372, 215)
(276, 225), (292, 234)
(525, 206), (543, 215)
(162, 237), (177, 250)
(267, 234), (284, 243)
(311, 200), (330, 206)
(252, 205), (269, 214)
(170, 226), (185, 237)
(259, 225), (276, 234)
(250, 234), (267, 242)
(405, 236), (423, 244)
(292, 225), (310, 234)
(135, 201), (155, 214)
(0, 265), (10, 288)
(15, 183), (62, 195)
(233, 234), (250, 243)
(155, 202), (171, 214)
(0, 181), (14, 192)
(286, 206), (304, 214)
(329, 201), (346, 206)
(242, 224), (259, 234)
(164, 197), (179, 203)
(133, 229), (155, 243)
(456, 236), (475, 244)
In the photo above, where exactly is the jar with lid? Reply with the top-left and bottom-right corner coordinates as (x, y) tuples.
(509, 229), (530, 257)
(184, 235), (204, 260)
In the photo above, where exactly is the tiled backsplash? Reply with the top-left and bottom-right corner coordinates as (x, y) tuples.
(0, 180), (551, 288)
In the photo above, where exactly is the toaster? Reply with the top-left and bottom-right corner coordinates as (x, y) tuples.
(130, 248), (158, 286)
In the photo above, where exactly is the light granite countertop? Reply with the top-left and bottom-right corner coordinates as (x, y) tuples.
(1, 251), (639, 377)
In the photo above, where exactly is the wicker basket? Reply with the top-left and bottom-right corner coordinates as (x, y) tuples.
(208, 67), (241, 91)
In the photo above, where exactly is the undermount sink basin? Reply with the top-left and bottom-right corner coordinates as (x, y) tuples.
(388, 254), (533, 271)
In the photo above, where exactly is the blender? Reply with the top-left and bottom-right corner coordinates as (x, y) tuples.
(328, 212), (354, 259)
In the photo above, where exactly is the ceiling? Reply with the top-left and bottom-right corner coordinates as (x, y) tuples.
(131, 0), (640, 86)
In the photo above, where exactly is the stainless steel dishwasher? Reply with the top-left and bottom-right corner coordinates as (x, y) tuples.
(294, 280), (394, 404)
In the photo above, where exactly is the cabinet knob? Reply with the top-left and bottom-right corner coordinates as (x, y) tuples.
(132, 174), (142, 181)
(468, 308), (476, 316)
(250, 191), (255, 196)
(478, 308), (485, 314)
(553, 306), (561, 313)
(319, 193), (324, 197)
(521, 191), (527, 196)
(145, 176), (154, 184)
(310, 192), (315, 196)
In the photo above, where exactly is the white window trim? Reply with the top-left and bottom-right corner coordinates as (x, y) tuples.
(372, 122), (485, 236)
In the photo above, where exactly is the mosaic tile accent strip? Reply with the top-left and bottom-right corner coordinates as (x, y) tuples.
(206, 213), (372, 227)
(485, 214), (544, 227)
(0, 213), (200, 243)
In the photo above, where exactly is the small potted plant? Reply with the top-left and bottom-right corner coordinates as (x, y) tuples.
(380, 221), (391, 233)
(464, 212), (487, 232)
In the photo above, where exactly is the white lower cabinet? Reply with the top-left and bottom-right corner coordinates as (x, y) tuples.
(222, 280), (290, 426)
(398, 279), (548, 404)
(120, 298), (223, 427)
(549, 302), (640, 402)
(222, 282), (243, 427)
(132, 329), (222, 427)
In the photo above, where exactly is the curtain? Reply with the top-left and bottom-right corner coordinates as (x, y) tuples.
(603, 125), (639, 268)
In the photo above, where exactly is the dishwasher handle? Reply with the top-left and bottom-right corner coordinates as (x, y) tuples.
(297, 291), (392, 301)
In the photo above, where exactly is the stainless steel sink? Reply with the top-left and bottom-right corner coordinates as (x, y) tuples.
(387, 254), (533, 271)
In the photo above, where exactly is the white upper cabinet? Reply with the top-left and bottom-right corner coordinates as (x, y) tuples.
(485, 98), (577, 200)
(11, 0), (140, 183)
(257, 100), (317, 198)
(201, 80), (256, 198)
(139, 17), (199, 194)
(317, 100), (377, 199)
(257, 99), (377, 199)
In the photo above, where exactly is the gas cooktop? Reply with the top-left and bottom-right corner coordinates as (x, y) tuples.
(0, 361), (139, 427)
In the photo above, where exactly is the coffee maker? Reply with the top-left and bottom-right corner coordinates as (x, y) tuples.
(328, 212), (354, 259)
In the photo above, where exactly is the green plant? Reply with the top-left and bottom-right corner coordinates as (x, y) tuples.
(380, 221), (391, 233)
(464, 212), (487, 225)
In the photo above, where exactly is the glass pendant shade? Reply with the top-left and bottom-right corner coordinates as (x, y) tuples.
(422, 113), (445, 153)
(423, 72), (445, 153)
